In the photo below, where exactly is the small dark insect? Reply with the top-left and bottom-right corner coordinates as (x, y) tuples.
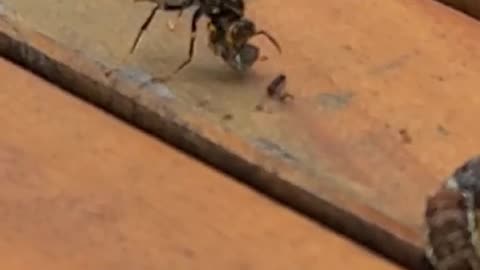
(437, 124), (450, 136)
(424, 188), (480, 270)
(255, 74), (293, 112)
(222, 113), (233, 120)
(130, 0), (282, 82)
(267, 73), (293, 102)
(398, 128), (412, 144)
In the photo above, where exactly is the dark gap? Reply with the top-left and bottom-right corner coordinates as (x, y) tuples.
(435, 0), (480, 21)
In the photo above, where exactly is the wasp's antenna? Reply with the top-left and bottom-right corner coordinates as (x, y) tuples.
(252, 30), (282, 54)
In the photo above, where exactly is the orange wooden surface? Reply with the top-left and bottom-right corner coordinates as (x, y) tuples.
(0, 56), (404, 270)
(4, 0), (480, 267)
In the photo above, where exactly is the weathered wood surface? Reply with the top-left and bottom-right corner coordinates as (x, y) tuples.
(0, 56), (404, 270)
(1, 0), (479, 268)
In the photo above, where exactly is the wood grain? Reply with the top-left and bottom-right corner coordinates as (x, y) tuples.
(2, 0), (480, 268)
(0, 57), (403, 270)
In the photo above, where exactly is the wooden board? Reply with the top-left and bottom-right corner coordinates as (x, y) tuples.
(2, 0), (480, 268)
(0, 56), (403, 270)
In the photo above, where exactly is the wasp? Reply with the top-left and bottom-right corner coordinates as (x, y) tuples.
(129, 0), (282, 82)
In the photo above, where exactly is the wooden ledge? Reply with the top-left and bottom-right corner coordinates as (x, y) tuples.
(0, 56), (402, 270)
(2, 0), (480, 268)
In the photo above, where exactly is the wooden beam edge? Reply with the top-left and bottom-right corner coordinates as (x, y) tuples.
(433, 0), (480, 20)
(0, 5), (429, 269)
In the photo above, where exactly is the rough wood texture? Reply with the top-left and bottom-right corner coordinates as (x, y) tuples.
(0, 56), (405, 270)
(2, 0), (480, 268)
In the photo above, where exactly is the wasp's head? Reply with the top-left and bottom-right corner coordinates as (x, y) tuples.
(227, 19), (256, 48)
(225, 43), (259, 72)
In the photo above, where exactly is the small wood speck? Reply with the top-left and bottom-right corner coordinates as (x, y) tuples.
(437, 125), (449, 136)
(222, 114), (233, 121)
(399, 129), (412, 144)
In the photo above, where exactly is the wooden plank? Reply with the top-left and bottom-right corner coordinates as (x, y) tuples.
(0, 56), (403, 270)
(1, 0), (479, 268)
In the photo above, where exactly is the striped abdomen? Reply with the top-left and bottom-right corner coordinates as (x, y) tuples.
(425, 188), (480, 270)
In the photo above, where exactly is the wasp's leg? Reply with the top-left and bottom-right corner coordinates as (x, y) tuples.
(170, 7), (202, 74)
(161, 0), (193, 30)
(152, 7), (203, 82)
(130, 4), (161, 54)
(109, 3), (161, 77)
(162, 0), (194, 10)
(252, 30), (282, 54)
(129, 0), (192, 52)
(167, 9), (184, 31)
(207, 22), (223, 55)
